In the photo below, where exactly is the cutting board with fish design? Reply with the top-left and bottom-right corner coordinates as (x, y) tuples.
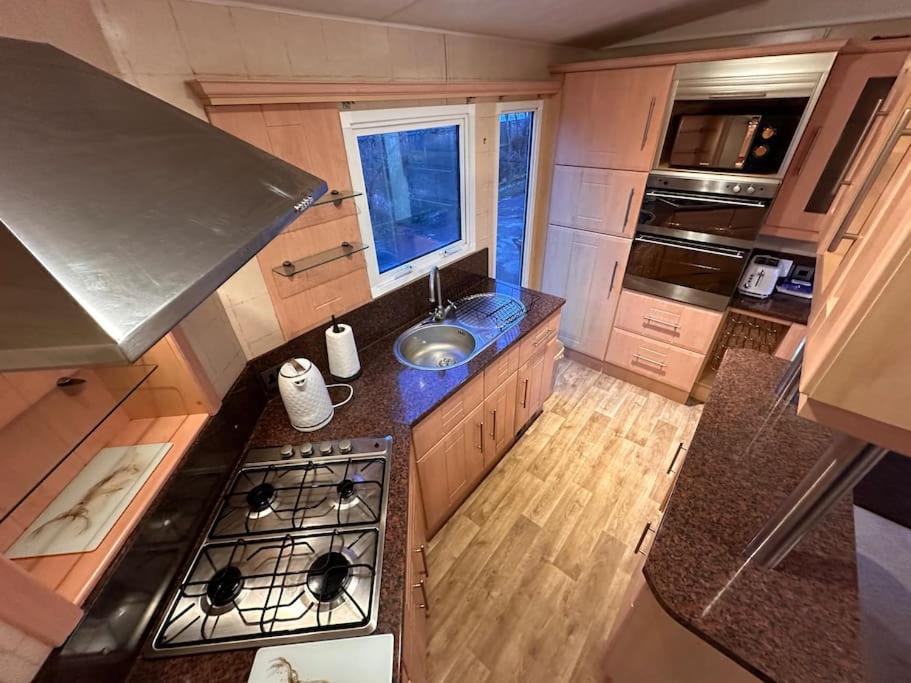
(248, 634), (393, 683)
(7, 442), (172, 558)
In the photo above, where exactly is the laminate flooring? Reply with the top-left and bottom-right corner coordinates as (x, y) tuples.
(425, 358), (703, 682)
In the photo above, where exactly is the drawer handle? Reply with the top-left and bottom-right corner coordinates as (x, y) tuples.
(667, 442), (686, 474)
(643, 315), (679, 331)
(633, 353), (667, 369)
(640, 96), (656, 150)
(414, 544), (429, 577)
(477, 421), (484, 450)
(634, 521), (656, 555)
(522, 378), (529, 408)
(490, 409), (497, 438)
(622, 188), (634, 228)
(413, 579), (429, 613)
(533, 328), (552, 347)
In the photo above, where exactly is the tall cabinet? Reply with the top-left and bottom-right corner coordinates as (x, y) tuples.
(543, 65), (674, 361)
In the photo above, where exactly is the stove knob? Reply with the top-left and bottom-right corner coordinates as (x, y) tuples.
(746, 185), (756, 194)
(338, 439), (353, 454)
(279, 444), (295, 459)
(731, 184), (742, 193)
(319, 442), (334, 456)
(299, 442), (314, 457)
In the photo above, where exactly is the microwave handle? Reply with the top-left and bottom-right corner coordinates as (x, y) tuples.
(635, 234), (747, 259)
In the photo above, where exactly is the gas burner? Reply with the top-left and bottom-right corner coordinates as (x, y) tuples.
(336, 479), (356, 501)
(306, 551), (352, 603)
(246, 483), (276, 515)
(203, 565), (244, 615)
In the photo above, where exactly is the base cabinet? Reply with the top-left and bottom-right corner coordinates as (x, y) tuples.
(483, 373), (518, 468)
(402, 447), (428, 683)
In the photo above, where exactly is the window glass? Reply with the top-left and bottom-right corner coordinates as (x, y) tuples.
(495, 111), (534, 286)
(357, 125), (462, 274)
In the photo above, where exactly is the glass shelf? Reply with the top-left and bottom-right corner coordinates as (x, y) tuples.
(0, 363), (157, 524)
(311, 188), (362, 207)
(273, 241), (369, 278)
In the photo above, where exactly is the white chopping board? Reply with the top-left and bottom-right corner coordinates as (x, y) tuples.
(248, 634), (394, 683)
(8, 442), (172, 558)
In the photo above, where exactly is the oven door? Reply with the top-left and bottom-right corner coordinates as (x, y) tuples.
(624, 231), (749, 310)
(638, 187), (770, 241)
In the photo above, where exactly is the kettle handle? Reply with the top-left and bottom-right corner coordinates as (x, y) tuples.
(326, 383), (354, 409)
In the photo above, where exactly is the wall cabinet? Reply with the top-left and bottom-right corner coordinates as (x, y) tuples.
(763, 50), (909, 243)
(549, 165), (647, 237)
(555, 67), (674, 172)
(402, 447), (428, 683)
(800, 54), (911, 454)
(542, 225), (630, 359)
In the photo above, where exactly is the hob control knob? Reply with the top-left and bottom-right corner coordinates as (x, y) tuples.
(338, 439), (353, 454)
(746, 185), (756, 194)
(731, 184), (742, 193)
(299, 442), (314, 457)
(279, 444), (294, 459)
(319, 442), (333, 456)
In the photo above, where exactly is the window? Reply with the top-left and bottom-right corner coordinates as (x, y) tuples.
(493, 101), (542, 287)
(341, 105), (475, 295)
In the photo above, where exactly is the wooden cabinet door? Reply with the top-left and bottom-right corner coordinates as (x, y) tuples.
(541, 335), (560, 405)
(483, 373), (518, 469)
(403, 447), (428, 683)
(763, 51), (909, 242)
(556, 67), (673, 171)
(515, 350), (545, 433)
(549, 165), (646, 237)
(541, 225), (630, 359)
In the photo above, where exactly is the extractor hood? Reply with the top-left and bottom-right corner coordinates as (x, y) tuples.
(0, 37), (327, 371)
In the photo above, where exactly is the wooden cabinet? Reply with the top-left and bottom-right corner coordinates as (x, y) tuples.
(402, 447), (428, 683)
(549, 165), (647, 237)
(515, 348), (546, 432)
(555, 67), (673, 172)
(613, 289), (723, 355)
(411, 374), (483, 458)
(800, 54), (911, 453)
(542, 225), (630, 359)
(763, 50), (909, 243)
(605, 328), (705, 392)
(483, 373), (518, 468)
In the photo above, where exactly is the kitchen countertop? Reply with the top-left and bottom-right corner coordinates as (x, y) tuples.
(730, 290), (812, 326)
(644, 349), (861, 682)
(127, 277), (564, 683)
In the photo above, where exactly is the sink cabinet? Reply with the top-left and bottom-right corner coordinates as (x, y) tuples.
(402, 446), (429, 683)
(515, 312), (561, 432)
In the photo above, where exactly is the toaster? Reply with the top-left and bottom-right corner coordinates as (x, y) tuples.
(737, 255), (793, 299)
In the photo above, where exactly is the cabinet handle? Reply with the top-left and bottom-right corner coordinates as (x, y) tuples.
(642, 314), (680, 331)
(640, 96), (656, 150)
(790, 125), (821, 176)
(634, 521), (656, 555)
(533, 328), (551, 347)
(521, 378), (529, 408)
(412, 579), (429, 613)
(836, 97), (886, 189)
(622, 188), (635, 228)
(633, 353), (667, 369)
(476, 421), (484, 450)
(828, 107), (911, 253)
(667, 442), (686, 474)
(608, 260), (619, 293)
(414, 544), (429, 577)
(490, 409), (497, 438)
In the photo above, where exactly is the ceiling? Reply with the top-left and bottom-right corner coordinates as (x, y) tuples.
(234, 0), (911, 48)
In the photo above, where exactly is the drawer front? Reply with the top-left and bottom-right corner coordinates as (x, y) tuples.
(519, 312), (561, 366)
(412, 373), (484, 458)
(613, 289), (722, 354)
(605, 328), (704, 391)
(483, 344), (519, 396)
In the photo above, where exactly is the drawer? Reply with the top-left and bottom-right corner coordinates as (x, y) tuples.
(483, 344), (519, 396)
(613, 289), (723, 354)
(518, 312), (561, 366)
(412, 373), (484, 458)
(605, 328), (704, 392)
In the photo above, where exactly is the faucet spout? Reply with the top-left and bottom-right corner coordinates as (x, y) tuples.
(428, 266), (454, 322)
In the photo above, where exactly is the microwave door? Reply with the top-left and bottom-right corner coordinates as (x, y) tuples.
(669, 114), (761, 170)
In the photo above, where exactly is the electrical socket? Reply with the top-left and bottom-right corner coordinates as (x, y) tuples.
(258, 363), (283, 394)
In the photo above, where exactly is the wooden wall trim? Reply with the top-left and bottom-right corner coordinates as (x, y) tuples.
(549, 39), (847, 73)
(192, 79), (561, 106)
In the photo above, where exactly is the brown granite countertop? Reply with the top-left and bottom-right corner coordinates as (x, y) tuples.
(645, 349), (861, 682)
(128, 278), (564, 683)
(730, 291), (812, 326)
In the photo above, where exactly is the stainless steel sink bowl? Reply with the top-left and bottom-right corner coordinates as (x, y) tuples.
(394, 324), (479, 370)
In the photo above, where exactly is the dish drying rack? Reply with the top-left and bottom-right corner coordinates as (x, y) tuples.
(454, 293), (528, 331)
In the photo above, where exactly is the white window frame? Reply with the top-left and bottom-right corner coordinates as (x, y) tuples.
(340, 104), (476, 297)
(491, 100), (543, 287)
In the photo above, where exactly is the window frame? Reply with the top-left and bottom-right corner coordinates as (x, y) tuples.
(340, 103), (476, 297)
(491, 100), (543, 287)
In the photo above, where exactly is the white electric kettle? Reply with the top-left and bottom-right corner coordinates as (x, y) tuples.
(277, 358), (353, 432)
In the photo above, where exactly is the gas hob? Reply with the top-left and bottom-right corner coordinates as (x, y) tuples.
(150, 437), (391, 656)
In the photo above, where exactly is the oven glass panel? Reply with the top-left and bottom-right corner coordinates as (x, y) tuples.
(627, 234), (747, 297)
(639, 190), (769, 240)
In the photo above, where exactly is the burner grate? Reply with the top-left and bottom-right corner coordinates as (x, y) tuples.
(453, 293), (527, 331)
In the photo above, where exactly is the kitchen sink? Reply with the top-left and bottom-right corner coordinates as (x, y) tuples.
(394, 323), (479, 369)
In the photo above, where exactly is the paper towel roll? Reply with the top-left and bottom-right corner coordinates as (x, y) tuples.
(326, 319), (361, 381)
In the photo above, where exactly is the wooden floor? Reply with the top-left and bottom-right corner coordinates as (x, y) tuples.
(425, 358), (703, 683)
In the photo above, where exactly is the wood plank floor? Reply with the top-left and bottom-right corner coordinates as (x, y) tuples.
(425, 358), (703, 682)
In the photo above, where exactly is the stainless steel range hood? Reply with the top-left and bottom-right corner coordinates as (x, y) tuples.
(0, 38), (327, 371)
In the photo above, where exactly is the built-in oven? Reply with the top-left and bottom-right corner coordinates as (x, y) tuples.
(625, 174), (775, 310)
